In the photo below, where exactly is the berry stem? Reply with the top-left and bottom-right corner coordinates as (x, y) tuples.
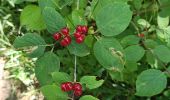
(74, 55), (77, 82)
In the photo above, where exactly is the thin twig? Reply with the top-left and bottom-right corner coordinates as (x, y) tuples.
(74, 55), (77, 82)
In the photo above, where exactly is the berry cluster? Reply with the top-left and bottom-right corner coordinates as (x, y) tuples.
(61, 82), (82, 96)
(74, 25), (88, 44)
(53, 25), (88, 47)
(53, 27), (71, 47)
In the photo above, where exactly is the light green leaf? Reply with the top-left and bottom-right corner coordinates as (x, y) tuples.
(96, 3), (132, 36)
(94, 37), (124, 71)
(67, 40), (90, 57)
(137, 19), (150, 28)
(56, 0), (73, 9)
(35, 52), (60, 86)
(52, 72), (72, 84)
(41, 85), (68, 100)
(13, 33), (46, 58)
(124, 45), (145, 62)
(42, 7), (66, 34)
(154, 45), (170, 63)
(80, 95), (99, 100)
(157, 15), (169, 29)
(136, 69), (167, 97)
(80, 76), (104, 89)
(20, 5), (46, 30)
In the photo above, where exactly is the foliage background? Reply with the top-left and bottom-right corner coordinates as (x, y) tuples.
(1, 0), (170, 100)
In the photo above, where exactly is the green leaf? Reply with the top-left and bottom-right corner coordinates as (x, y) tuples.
(38, 0), (56, 10)
(125, 62), (138, 72)
(94, 37), (124, 71)
(136, 69), (167, 97)
(67, 40), (90, 57)
(41, 85), (68, 100)
(96, 3), (132, 36)
(154, 45), (170, 63)
(157, 15), (169, 29)
(132, 0), (142, 10)
(80, 95), (99, 100)
(56, 0), (73, 9)
(42, 7), (66, 34)
(13, 33), (46, 58)
(80, 76), (104, 89)
(124, 45), (145, 62)
(144, 39), (158, 49)
(20, 5), (46, 30)
(14, 33), (46, 48)
(72, 10), (87, 26)
(52, 72), (72, 84)
(35, 52), (60, 86)
(108, 70), (124, 81)
(121, 35), (140, 47)
(137, 19), (150, 28)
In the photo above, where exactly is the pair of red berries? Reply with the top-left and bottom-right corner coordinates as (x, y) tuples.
(53, 27), (71, 47)
(74, 25), (88, 44)
(61, 82), (82, 96)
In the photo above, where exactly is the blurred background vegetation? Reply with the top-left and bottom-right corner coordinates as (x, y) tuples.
(0, 0), (43, 99)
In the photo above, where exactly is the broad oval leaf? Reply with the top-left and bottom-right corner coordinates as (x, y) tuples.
(136, 69), (167, 97)
(67, 40), (90, 57)
(80, 76), (104, 89)
(42, 7), (66, 34)
(96, 3), (132, 36)
(35, 52), (60, 86)
(20, 5), (46, 30)
(41, 85), (68, 100)
(52, 72), (72, 84)
(154, 45), (170, 63)
(94, 37), (124, 71)
(13, 33), (46, 58)
(121, 35), (140, 47)
(124, 45), (145, 62)
(80, 95), (99, 100)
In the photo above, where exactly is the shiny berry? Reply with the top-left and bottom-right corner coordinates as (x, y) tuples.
(53, 33), (61, 41)
(61, 82), (73, 92)
(61, 27), (69, 36)
(81, 26), (88, 34)
(73, 83), (82, 91)
(63, 36), (71, 44)
(138, 33), (145, 38)
(74, 90), (82, 96)
(74, 32), (82, 38)
(76, 35), (85, 44)
(60, 39), (68, 47)
(76, 25), (82, 32)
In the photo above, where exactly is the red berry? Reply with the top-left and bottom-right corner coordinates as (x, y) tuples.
(63, 36), (72, 44)
(81, 26), (88, 34)
(61, 27), (69, 36)
(61, 82), (73, 92)
(73, 83), (82, 91)
(74, 32), (82, 38)
(76, 35), (85, 44)
(53, 32), (61, 41)
(60, 39), (68, 47)
(138, 33), (145, 38)
(74, 90), (82, 96)
(76, 25), (82, 32)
